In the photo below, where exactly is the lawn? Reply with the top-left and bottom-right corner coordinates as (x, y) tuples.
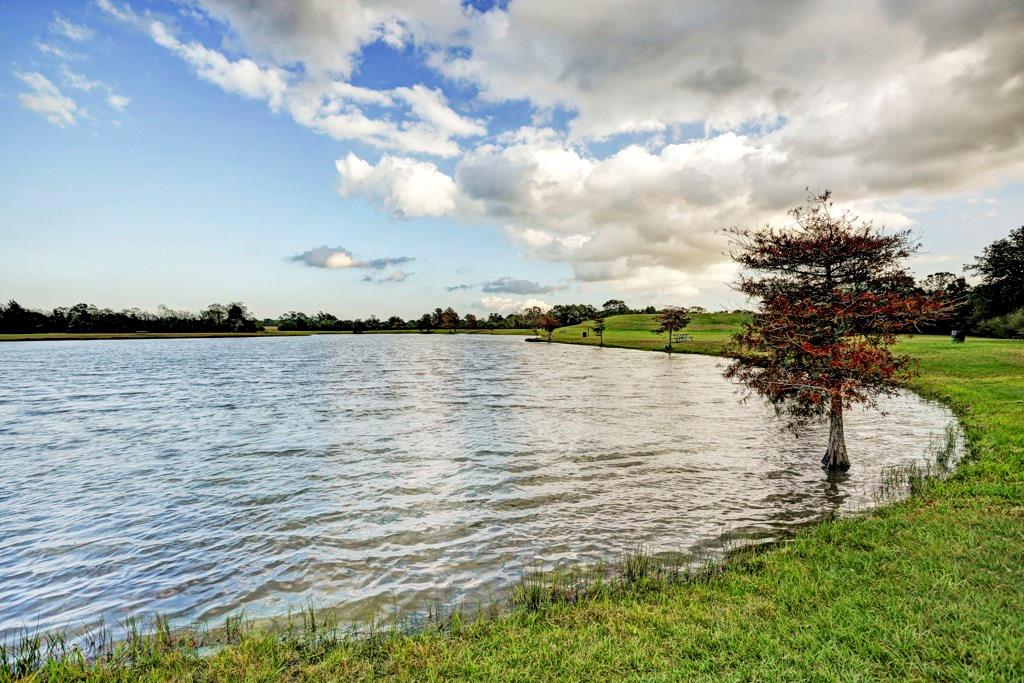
(550, 311), (745, 356)
(5, 315), (1023, 681)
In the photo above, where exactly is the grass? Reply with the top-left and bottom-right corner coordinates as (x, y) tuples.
(4, 315), (1023, 680)
(551, 311), (747, 356)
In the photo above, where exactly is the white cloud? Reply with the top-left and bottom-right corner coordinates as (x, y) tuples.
(50, 14), (94, 42)
(16, 72), (77, 127)
(480, 276), (560, 295)
(149, 20), (289, 109)
(436, 0), (1024, 149)
(96, 0), (136, 24)
(107, 93), (131, 111)
(285, 81), (473, 156)
(101, 4), (484, 156)
(192, 0), (468, 78)
(477, 296), (551, 314)
(336, 153), (457, 218)
(393, 85), (486, 139)
(344, 132), (770, 290)
(54, 65), (132, 115)
(35, 42), (81, 61)
(363, 270), (412, 284)
(95, 0), (1024, 301)
(59, 66), (101, 92)
(289, 245), (415, 270)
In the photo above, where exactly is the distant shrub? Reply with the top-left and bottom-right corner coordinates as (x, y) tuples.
(975, 307), (1024, 339)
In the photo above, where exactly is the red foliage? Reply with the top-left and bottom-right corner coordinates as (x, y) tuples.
(725, 191), (947, 428)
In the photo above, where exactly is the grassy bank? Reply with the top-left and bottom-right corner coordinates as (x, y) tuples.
(4, 316), (1023, 680)
(550, 311), (744, 355)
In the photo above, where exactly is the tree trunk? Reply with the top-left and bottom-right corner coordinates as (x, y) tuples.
(822, 394), (850, 471)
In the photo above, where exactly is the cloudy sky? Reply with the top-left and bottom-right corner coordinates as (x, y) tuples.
(2, 0), (1022, 318)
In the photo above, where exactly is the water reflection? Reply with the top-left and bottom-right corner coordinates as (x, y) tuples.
(0, 335), (956, 638)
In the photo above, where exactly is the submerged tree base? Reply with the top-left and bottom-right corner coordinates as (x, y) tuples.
(821, 404), (851, 471)
(821, 453), (852, 472)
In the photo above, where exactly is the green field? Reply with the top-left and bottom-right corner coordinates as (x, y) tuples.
(5, 315), (1023, 681)
(550, 311), (746, 355)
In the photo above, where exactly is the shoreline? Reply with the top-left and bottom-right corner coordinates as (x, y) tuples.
(4, 320), (1022, 679)
(0, 329), (533, 342)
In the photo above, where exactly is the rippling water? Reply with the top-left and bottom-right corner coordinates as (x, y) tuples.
(0, 334), (956, 638)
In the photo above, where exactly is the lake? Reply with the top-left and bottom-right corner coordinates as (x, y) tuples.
(0, 334), (957, 640)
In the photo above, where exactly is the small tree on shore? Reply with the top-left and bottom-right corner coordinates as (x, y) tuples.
(591, 317), (606, 347)
(536, 313), (559, 342)
(725, 191), (945, 471)
(441, 307), (460, 333)
(655, 307), (690, 352)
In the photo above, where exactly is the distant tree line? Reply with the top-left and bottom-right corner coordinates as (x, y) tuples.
(914, 225), (1024, 338)
(273, 300), (678, 333)
(272, 306), (549, 332)
(0, 302), (261, 334)
(4, 226), (1018, 338)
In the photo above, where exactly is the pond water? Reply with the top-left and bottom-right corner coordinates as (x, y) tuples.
(0, 334), (957, 639)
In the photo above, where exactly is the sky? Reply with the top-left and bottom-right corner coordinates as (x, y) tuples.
(1, 0), (1022, 320)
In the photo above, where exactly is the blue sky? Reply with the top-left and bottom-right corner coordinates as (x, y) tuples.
(2, 1), (1022, 318)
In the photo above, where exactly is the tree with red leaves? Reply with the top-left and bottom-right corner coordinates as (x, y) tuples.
(725, 192), (946, 471)
(536, 313), (560, 342)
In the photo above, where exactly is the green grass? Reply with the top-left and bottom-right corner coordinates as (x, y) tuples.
(5, 315), (1023, 681)
(551, 312), (745, 355)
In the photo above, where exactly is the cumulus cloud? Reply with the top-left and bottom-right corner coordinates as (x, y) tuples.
(287, 81), (477, 156)
(149, 20), (289, 109)
(16, 72), (77, 127)
(345, 131), (768, 289)
(436, 0), (1024, 148)
(376, 1), (1024, 297)
(393, 85), (486, 139)
(101, 4), (484, 156)
(289, 245), (414, 270)
(336, 153), (457, 217)
(476, 296), (551, 314)
(98, 0), (1024, 300)
(190, 0), (466, 77)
